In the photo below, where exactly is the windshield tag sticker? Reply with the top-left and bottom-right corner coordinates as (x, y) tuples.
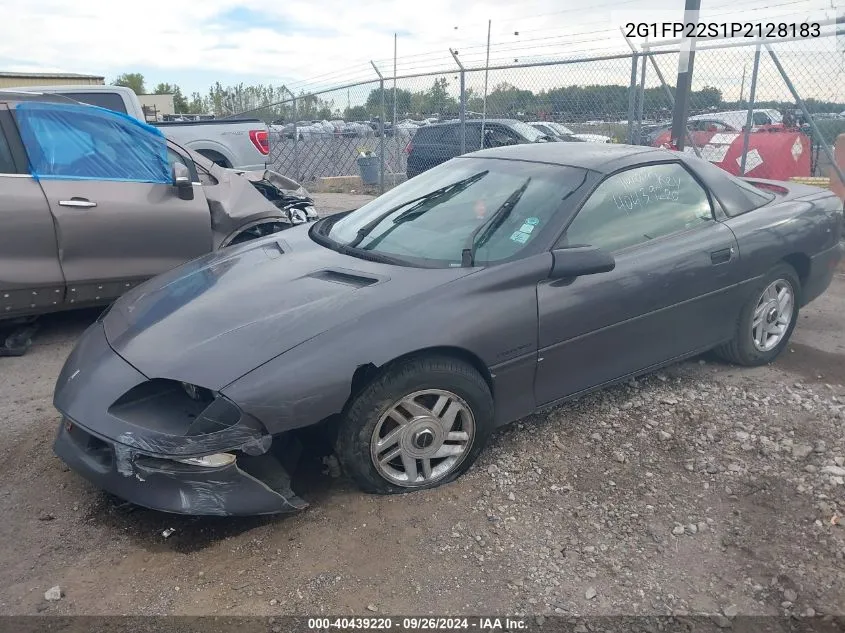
(510, 231), (530, 244)
(525, 217), (540, 225)
(519, 223), (535, 234)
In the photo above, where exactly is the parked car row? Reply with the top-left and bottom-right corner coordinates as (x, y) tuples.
(405, 118), (628, 178)
(271, 119), (401, 141)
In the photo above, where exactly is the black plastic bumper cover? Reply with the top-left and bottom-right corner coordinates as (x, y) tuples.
(54, 419), (307, 516)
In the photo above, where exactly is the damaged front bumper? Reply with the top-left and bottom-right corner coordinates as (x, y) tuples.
(52, 323), (308, 516)
(53, 419), (307, 516)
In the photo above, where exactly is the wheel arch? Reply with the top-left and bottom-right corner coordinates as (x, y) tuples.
(315, 346), (494, 448)
(195, 148), (233, 168)
(780, 252), (810, 288)
(350, 346), (495, 404)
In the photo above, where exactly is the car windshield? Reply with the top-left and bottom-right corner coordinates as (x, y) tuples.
(508, 120), (548, 141)
(549, 122), (574, 136)
(321, 157), (588, 267)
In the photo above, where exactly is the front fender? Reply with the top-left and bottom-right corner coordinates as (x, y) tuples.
(220, 254), (550, 433)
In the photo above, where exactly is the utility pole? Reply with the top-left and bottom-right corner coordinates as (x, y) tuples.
(670, 0), (700, 150)
(393, 33), (398, 128)
(481, 19), (491, 149)
(739, 63), (747, 103)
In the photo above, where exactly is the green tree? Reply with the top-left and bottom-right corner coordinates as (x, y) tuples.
(692, 86), (722, 111)
(484, 82), (537, 117)
(365, 87), (412, 118)
(113, 72), (146, 95)
(425, 77), (457, 115)
(345, 105), (369, 120)
(187, 92), (206, 114)
(152, 82), (188, 113)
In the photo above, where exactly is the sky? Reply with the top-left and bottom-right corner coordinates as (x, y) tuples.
(0, 0), (840, 103)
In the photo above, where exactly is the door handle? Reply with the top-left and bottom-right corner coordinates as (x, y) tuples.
(710, 246), (735, 265)
(58, 198), (97, 208)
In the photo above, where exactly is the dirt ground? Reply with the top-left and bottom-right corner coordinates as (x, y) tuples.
(0, 196), (843, 619)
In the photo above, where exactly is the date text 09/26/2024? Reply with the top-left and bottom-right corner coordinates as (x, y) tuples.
(307, 617), (527, 630)
(624, 22), (821, 39)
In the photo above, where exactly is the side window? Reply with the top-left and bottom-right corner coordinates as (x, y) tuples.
(436, 126), (460, 146)
(752, 112), (772, 125)
(0, 130), (14, 173)
(413, 128), (437, 145)
(56, 92), (129, 115)
(484, 125), (518, 148)
(14, 102), (171, 184)
(465, 124), (482, 150)
(561, 163), (714, 252)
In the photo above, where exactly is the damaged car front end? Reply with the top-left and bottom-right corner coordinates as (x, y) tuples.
(188, 150), (319, 249)
(52, 319), (308, 516)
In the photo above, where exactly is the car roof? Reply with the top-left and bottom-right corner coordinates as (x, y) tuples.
(0, 89), (77, 105)
(463, 142), (667, 172)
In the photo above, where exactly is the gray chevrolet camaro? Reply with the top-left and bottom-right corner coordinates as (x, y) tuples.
(53, 142), (844, 516)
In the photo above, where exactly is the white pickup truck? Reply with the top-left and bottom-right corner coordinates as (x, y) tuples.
(2, 84), (270, 170)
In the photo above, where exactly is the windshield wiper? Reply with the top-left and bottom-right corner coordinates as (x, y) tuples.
(346, 171), (489, 248)
(460, 178), (532, 267)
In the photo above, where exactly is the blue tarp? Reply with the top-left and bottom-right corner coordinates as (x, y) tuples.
(15, 101), (171, 184)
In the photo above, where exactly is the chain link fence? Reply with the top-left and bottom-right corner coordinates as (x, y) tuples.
(253, 28), (843, 196)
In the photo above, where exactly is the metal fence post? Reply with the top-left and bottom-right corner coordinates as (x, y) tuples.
(450, 48), (466, 155)
(635, 41), (648, 144)
(642, 50), (703, 158)
(671, 0), (701, 150)
(739, 42), (761, 175)
(765, 44), (845, 187)
(626, 53), (638, 144)
(286, 88), (299, 183)
(371, 61), (386, 193)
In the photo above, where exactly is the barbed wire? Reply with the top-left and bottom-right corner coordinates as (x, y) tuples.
(262, 0), (825, 96)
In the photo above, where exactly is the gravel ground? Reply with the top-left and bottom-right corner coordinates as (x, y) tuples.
(0, 195), (843, 620)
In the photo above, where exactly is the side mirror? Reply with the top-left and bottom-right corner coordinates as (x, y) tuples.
(550, 246), (615, 279)
(172, 162), (194, 200)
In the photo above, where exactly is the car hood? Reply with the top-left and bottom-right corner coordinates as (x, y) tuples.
(102, 225), (475, 391)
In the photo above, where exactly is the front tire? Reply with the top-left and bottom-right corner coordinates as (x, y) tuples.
(715, 263), (800, 366)
(335, 355), (494, 494)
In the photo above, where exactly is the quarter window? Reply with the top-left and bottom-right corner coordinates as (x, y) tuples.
(166, 147), (199, 182)
(562, 163), (714, 252)
(0, 130), (14, 173)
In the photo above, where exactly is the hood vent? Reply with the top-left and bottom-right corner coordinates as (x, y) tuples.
(308, 270), (379, 288)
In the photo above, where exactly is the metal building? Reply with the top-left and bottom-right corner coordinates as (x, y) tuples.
(0, 71), (104, 89)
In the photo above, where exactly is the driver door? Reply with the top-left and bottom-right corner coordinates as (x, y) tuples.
(534, 161), (742, 405)
(18, 104), (212, 306)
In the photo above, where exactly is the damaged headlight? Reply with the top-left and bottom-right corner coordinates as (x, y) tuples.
(174, 453), (237, 468)
(287, 206), (318, 225)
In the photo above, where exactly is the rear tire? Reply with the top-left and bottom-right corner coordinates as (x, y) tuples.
(335, 355), (494, 494)
(714, 263), (800, 366)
